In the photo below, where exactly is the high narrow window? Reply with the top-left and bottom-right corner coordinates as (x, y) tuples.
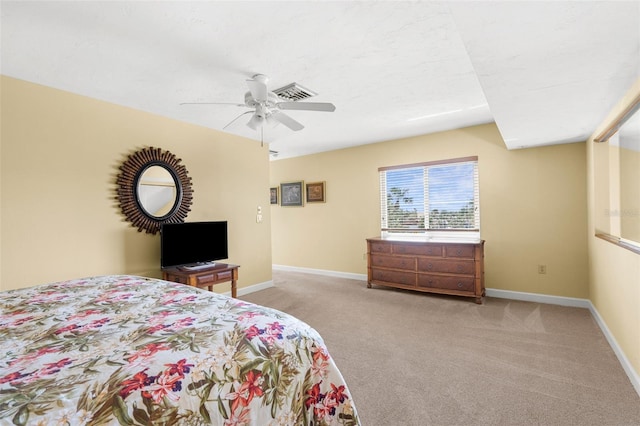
(379, 156), (479, 235)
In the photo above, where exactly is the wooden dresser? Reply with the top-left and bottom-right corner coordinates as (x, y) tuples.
(367, 237), (485, 303)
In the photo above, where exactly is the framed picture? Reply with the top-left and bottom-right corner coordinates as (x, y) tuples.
(270, 187), (278, 205)
(280, 181), (304, 207)
(306, 181), (326, 203)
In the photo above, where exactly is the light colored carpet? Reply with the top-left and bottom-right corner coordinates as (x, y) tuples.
(240, 270), (640, 426)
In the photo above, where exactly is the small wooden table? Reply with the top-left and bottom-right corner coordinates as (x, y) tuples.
(162, 263), (240, 298)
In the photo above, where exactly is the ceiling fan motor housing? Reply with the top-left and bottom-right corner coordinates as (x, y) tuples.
(244, 91), (279, 111)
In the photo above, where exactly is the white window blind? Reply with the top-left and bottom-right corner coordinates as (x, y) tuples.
(379, 156), (479, 233)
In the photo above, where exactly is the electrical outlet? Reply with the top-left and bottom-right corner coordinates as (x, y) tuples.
(538, 265), (547, 274)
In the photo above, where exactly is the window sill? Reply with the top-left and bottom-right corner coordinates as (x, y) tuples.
(381, 231), (481, 243)
(595, 232), (640, 255)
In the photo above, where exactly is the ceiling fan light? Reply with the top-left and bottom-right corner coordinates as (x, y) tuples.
(266, 114), (278, 128)
(247, 114), (263, 130)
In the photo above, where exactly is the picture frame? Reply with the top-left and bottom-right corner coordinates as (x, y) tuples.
(280, 181), (304, 207)
(306, 181), (326, 203)
(270, 187), (278, 205)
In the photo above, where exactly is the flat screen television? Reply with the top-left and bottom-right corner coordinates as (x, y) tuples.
(160, 221), (228, 268)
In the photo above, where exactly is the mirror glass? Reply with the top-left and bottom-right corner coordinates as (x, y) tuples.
(617, 110), (640, 243)
(137, 165), (178, 218)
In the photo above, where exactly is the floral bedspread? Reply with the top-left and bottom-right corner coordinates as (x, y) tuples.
(0, 275), (359, 425)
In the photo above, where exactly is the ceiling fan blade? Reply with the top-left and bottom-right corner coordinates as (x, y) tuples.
(223, 111), (254, 130)
(246, 77), (268, 103)
(277, 101), (336, 112)
(270, 110), (304, 131)
(180, 102), (245, 106)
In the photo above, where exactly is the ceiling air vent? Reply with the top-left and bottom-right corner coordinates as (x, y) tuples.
(273, 83), (317, 101)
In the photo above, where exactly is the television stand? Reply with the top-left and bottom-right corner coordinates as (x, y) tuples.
(162, 263), (239, 297)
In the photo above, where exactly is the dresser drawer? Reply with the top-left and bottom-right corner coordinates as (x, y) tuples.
(417, 275), (475, 292)
(444, 244), (475, 259)
(370, 254), (415, 271)
(371, 268), (416, 286)
(197, 270), (233, 285)
(196, 273), (217, 285)
(393, 243), (442, 257)
(168, 275), (189, 285)
(417, 258), (474, 275)
(215, 270), (232, 281)
(370, 241), (392, 254)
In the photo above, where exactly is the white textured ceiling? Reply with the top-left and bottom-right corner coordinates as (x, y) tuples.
(1, 1), (638, 160)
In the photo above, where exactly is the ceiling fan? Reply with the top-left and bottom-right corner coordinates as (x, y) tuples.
(181, 74), (336, 136)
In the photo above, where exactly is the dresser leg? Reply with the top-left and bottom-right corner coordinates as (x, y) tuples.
(475, 296), (483, 304)
(367, 282), (372, 288)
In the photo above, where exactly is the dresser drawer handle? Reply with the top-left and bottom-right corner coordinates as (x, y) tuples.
(427, 263), (433, 269)
(457, 265), (464, 272)
(456, 249), (463, 255)
(457, 282), (464, 288)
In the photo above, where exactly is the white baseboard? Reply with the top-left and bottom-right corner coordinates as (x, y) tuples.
(587, 301), (640, 397)
(272, 265), (640, 398)
(485, 288), (591, 308)
(272, 264), (367, 281)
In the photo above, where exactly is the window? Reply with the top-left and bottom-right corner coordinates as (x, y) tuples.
(379, 156), (479, 236)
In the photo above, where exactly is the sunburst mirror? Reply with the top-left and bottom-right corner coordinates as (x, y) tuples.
(116, 147), (193, 234)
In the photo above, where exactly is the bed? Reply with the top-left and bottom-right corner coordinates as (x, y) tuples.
(0, 275), (359, 425)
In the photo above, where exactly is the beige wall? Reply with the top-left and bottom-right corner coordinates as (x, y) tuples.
(1, 76), (272, 291)
(588, 78), (640, 378)
(271, 123), (589, 298)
